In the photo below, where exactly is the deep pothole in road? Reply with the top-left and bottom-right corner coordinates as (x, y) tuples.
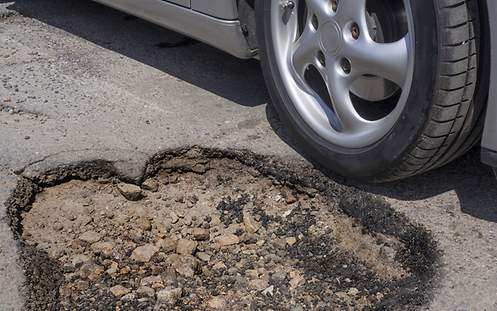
(7, 147), (439, 311)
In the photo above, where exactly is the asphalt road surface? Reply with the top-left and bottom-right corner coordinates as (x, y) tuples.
(1, 0), (496, 310)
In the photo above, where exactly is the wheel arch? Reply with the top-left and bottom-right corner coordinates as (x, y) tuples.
(237, 0), (259, 51)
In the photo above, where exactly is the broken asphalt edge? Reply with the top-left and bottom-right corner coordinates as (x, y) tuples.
(5, 145), (442, 310)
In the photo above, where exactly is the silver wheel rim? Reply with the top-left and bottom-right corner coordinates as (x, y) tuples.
(270, 0), (415, 150)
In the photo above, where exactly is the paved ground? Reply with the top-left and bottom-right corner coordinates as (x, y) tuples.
(0, 0), (496, 310)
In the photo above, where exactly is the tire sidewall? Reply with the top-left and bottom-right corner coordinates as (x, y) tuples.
(256, 0), (439, 179)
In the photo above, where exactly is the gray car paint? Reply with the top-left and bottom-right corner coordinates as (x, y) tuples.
(95, 0), (497, 167)
(191, 0), (238, 20)
(167, 0), (190, 8)
(166, 0), (238, 19)
(93, 0), (253, 58)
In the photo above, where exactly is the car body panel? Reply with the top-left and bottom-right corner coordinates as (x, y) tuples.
(191, 0), (238, 19)
(482, 0), (497, 168)
(93, 0), (253, 58)
(167, 0), (190, 8)
(166, 0), (239, 19)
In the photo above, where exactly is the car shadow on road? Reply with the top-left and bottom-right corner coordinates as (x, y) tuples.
(364, 149), (497, 223)
(9, 0), (497, 223)
(7, 0), (269, 108)
(271, 113), (497, 223)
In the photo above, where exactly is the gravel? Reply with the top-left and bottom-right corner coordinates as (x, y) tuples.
(6, 148), (439, 310)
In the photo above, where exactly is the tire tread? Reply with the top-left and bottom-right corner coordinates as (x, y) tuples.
(381, 0), (485, 181)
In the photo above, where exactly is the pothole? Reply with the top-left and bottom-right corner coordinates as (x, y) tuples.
(6, 147), (439, 310)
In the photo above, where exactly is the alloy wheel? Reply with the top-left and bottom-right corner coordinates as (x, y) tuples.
(271, 0), (415, 150)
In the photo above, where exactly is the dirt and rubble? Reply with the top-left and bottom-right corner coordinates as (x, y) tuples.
(6, 147), (439, 310)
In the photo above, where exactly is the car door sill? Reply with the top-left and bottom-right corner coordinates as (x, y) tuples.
(94, 0), (254, 59)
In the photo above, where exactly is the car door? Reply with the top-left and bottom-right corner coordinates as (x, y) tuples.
(191, 0), (238, 19)
(167, 0), (190, 8)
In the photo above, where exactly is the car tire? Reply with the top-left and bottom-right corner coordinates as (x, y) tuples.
(256, 0), (486, 181)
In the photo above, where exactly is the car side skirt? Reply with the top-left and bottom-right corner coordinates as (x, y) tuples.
(93, 0), (254, 59)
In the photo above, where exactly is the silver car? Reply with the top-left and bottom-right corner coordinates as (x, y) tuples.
(95, 0), (497, 181)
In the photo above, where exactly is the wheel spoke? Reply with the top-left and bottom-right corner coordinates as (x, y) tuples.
(290, 27), (319, 82)
(306, 0), (332, 20)
(319, 66), (368, 132)
(335, 0), (368, 28)
(344, 35), (410, 87)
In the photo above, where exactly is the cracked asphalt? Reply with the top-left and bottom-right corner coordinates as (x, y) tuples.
(1, 0), (496, 310)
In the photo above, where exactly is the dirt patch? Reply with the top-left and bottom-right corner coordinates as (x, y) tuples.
(6, 147), (439, 310)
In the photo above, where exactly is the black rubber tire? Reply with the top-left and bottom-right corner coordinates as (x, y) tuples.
(256, 0), (487, 182)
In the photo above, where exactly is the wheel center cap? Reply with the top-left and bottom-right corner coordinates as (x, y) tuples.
(320, 21), (342, 54)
